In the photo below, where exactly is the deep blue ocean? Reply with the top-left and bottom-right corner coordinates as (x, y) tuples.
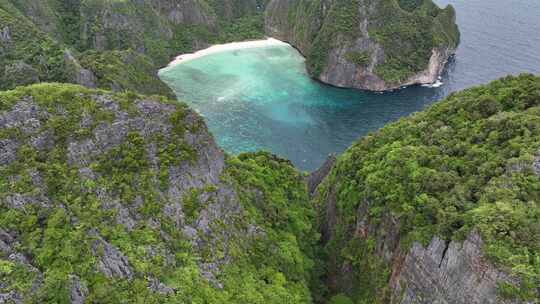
(159, 0), (540, 171)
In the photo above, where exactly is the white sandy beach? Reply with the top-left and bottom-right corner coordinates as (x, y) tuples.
(166, 38), (289, 67)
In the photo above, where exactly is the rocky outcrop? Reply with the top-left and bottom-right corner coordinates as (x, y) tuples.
(68, 275), (88, 304)
(265, 0), (460, 91)
(92, 234), (134, 280)
(306, 154), (336, 196)
(391, 231), (521, 304)
(0, 26), (10, 44)
(313, 75), (540, 303)
(64, 50), (97, 89)
(534, 156), (540, 176)
(2, 62), (40, 87)
(319, 179), (527, 304)
(0, 0), (264, 94)
(0, 84), (316, 302)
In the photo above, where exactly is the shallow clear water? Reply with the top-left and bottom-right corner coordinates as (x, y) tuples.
(159, 0), (540, 171)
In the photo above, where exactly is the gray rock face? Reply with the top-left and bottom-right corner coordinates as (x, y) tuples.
(0, 139), (17, 166)
(77, 0), (217, 57)
(64, 50), (97, 89)
(0, 26), (10, 44)
(391, 231), (521, 304)
(0, 99), (44, 134)
(532, 155), (540, 176)
(92, 235), (134, 280)
(148, 277), (175, 295)
(319, 180), (526, 304)
(0, 87), (267, 297)
(155, 0), (216, 26)
(0, 229), (15, 255)
(69, 275), (88, 304)
(306, 154), (336, 196)
(0, 291), (22, 304)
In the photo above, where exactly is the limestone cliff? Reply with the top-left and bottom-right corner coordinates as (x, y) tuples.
(0, 0), (266, 95)
(313, 74), (540, 303)
(0, 83), (317, 303)
(265, 0), (460, 91)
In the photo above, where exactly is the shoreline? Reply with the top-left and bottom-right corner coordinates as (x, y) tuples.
(166, 38), (290, 67)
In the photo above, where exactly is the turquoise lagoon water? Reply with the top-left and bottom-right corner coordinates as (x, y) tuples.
(159, 0), (540, 171)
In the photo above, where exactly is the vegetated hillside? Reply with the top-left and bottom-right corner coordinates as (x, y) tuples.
(265, 0), (460, 91)
(0, 76), (538, 303)
(0, 0), (268, 96)
(0, 84), (317, 303)
(314, 74), (540, 303)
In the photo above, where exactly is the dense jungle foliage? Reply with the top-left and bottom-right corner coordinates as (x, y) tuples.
(283, 0), (459, 84)
(315, 74), (540, 302)
(0, 75), (538, 303)
(0, 84), (316, 303)
(0, 0), (267, 94)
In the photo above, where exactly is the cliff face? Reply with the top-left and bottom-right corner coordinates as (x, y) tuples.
(0, 0), (265, 95)
(0, 78), (538, 303)
(0, 84), (316, 303)
(391, 231), (522, 304)
(314, 74), (540, 303)
(265, 0), (460, 91)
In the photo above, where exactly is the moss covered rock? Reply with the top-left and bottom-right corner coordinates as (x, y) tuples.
(265, 0), (460, 91)
(0, 83), (316, 303)
(313, 74), (540, 303)
(0, 0), (267, 96)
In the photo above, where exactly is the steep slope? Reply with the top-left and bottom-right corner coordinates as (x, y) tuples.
(0, 0), (267, 95)
(0, 84), (317, 303)
(0, 76), (538, 303)
(265, 0), (460, 91)
(314, 74), (540, 303)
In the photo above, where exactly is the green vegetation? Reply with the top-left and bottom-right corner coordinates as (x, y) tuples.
(369, 0), (460, 83)
(307, 0), (361, 76)
(329, 293), (354, 304)
(0, 0), (266, 94)
(345, 51), (370, 67)
(281, 0), (459, 85)
(0, 84), (316, 303)
(0, 4), (68, 90)
(78, 50), (175, 98)
(215, 13), (266, 43)
(315, 74), (540, 302)
(0, 75), (538, 303)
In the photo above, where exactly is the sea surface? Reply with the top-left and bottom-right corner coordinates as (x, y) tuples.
(159, 0), (540, 171)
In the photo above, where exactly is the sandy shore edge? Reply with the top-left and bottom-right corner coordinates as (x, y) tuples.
(166, 38), (289, 67)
